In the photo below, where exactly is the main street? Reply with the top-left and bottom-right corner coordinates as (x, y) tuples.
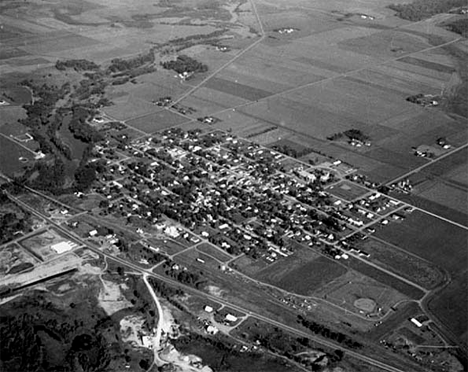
(6, 191), (413, 372)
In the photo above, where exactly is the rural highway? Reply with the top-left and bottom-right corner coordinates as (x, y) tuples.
(386, 142), (468, 186)
(6, 191), (413, 372)
(171, 0), (266, 106)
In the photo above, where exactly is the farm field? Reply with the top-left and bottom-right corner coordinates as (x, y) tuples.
(356, 238), (444, 290)
(125, 109), (190, 133)
(0, 0), (467, 369)
(415, 181), (467, 214)
(375, 211), (467, 276)
(394, 192), (468, 228)
(428, 270), (468, 344)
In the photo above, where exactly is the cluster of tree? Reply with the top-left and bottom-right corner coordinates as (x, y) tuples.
(327, 129), (369, 143)
(297, 315), (362, 350)
(0, 308), (112, 372)
(147, 277), (184, 301)
(55, 59), (100, 71)
(163, 262), (204, 288)
(388, 0), (467, 21)
(443, 18), (468, 37)
(26, 159), (66, 194)
(168, 30), (226, 46)
(271, 144), (312, 159)
(72, 77), (107, 102)
(68, 106), (104, 143)
(19, 82), (69, 129)
(107, 50), (155, 73)
(0, 210), (28, 245)
(161, 55), (208, 74)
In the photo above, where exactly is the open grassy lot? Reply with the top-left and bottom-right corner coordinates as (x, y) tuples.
(254, 249), (348, 296)
(375, 211), (468, 276)
(0, 135), (35, 175)
(327, 181), (370, 201)
(103, 98), (160, 122)
(195, 243), (232, 263)
(147, 238), (186, 256)
(342, 257), (425, 300)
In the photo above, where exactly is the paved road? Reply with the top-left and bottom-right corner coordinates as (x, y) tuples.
(386, 142), (468, 187)
(7, 191), (412, 372)
(142, 274), (166, 370)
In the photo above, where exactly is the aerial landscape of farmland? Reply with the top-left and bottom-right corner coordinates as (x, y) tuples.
(0, 0), (467, 371)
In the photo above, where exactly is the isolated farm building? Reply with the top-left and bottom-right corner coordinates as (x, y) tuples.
(225, 314), (238, 323)
(204, 305), (214, 313)
(410, 318), (423, 328)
